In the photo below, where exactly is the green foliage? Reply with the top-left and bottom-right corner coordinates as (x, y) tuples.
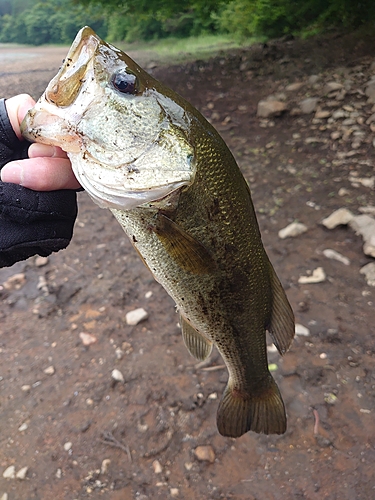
(1, 0), (375, 45)
(0, 0), (107, 45)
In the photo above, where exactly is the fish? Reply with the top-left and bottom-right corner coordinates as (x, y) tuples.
(21, 26), (295, 438)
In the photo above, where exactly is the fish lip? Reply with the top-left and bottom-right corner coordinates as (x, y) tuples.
(45, 27), (100, 108)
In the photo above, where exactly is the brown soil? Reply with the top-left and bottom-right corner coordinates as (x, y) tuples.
(0, 32), (374, 500)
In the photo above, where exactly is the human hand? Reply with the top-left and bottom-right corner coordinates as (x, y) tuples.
(0, 94), (81, 190)
(0, 94), (79, 268)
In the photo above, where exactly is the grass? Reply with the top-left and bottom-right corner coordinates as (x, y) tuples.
(115, 34), (258, 65)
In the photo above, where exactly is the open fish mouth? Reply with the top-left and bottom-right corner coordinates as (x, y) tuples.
(21, 26), (195, 211)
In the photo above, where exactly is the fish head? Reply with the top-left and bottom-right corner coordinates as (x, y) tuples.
(21, 26), (195, 209)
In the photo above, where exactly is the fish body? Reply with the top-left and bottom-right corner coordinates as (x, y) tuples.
(21, 27), (295, 437)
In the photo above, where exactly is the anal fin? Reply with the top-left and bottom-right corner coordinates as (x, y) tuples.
(181, 315), (213, 361)
(267, 264), (295, 355)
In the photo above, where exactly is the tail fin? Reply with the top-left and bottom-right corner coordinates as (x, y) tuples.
(216, 375), (286, 438)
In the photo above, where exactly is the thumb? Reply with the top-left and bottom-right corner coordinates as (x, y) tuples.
(5, 94), (36, 140)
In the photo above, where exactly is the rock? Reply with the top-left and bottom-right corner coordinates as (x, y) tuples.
(338, 187), (349, 196)
(278, 222), (308, 239)
(18, 423), (28, 432)
(295, 324), (310, 336)
(257, 100), (287, 118)
(315, 110), (331, 119)
(125, 307), (148, 325)
(100, 459), (111, 474)
(2, 273), (26, 290)
(0, 494), (8, 500)
(365, 80), (375, 102)
(2, 465), (15, 479)
(111, 369), (124, 383)
(360, 263), (375, 286)
(349, 215), (375, 257)
(170, 488), (179, 497)
(321, 208), (354, 229)
(359, 206), (375, 215)
(323, 249), (350, 265)
(285, 82), (304, 92)
(331, 131), (341, 140)
(349, 176), (375, 189)
(298, 267), (326, 284)
(299, 97), (319, 114)
(331, 109), (348, 120)
(194, 445), (215, 463)
(63, 441), (72, 451)
(16, 466), (28, 480)
(324, 82), (344, 93)
(308, 75), (320, 85)
(79, 332), (97, 346)
(152, 460), (162, 474)
(43, 365), (55, 375)
(35, 256), (49, 267)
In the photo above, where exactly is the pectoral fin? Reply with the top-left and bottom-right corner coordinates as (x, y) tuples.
(181, 315), (213, 361)
(154, 213), (216, 274)
(267, 264), (295, 355)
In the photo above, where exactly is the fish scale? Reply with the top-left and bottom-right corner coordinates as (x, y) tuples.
(21, 26), (295, 438)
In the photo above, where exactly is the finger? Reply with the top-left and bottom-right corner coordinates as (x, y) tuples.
(5, 94), (36, 139)
(1, 157), (81, 190)
(28, 143), (69, 159)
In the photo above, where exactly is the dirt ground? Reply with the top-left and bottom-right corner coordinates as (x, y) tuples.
(0, 32), (374, 499)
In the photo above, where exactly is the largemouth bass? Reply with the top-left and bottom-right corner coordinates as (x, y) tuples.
(21, 27), (295, 438)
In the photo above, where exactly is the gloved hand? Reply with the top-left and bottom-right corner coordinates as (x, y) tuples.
(0, 97), (78, 268)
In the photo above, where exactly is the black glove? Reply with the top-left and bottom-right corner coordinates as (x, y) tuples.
(0, 98), (78, 268)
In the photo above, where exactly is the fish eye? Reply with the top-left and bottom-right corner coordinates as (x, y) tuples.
(111, 71), (137, 94)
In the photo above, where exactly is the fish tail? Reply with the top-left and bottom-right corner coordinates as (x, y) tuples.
(216, 375), (286, 438)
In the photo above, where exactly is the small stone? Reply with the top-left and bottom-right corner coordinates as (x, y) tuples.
(170, 488), (179, 497)
(299, 97), (319, 114)
(79, 332), (97, 346)
(349, 176), (375, 189)
(0, 494), (8, 500)
(324, 81), (343, 93)
(2, 273), (26, 290)
(332, 109), (347, 120)
(315, 110), (331, 119)
(331, 131), (341, 140)
(308, 75), (320, 85)
(278, 221), (307, 239)
(56, 468), (62, 479)
(153, 460), (163, 474)
(194, 445), (215, 463)
(21, 385), (31, 392)
(100, 459), (111, 474)
(18, 423), (28, 432)
(285, 82), (304, 92)
(125, 307), (148, 325)
(3, 465), (15, 479)
(257, 100), (287, 118)
(349, 215), (375, 257)
(295, 324), (310, 336)
(321, 208), (354, 229)
(43, 365), (55, 375)
(338, 187), (349, 196)
(35, 256), (49, 267)
(298, 267), (326, 284)
(323, 249), (350, 265)
(111, 369), (124, 383)
(63, 441), (72, 451)
(145, 291), (153, 299)
(360, 263), (375, 286)
(184, 462), (193, 471)
(16, 466), (28, 480)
